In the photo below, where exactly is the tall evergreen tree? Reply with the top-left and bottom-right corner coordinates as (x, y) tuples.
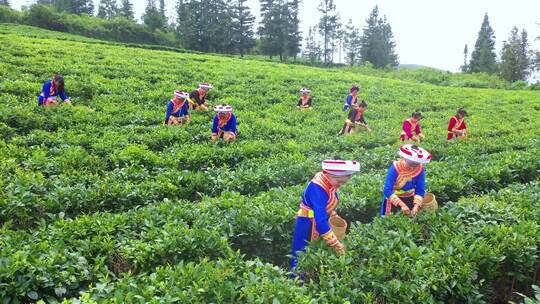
(303, 25), (322, 63)
(359, 5), (398, 68)
(71, 0), (94, 14)
(176, 0), (234, 53)
(500, 27), (532, 82)
(118, 0), (134, 19)
(336, 25), (345, 64)
(143, 0), (166, 30)
(460, 44), (469, 72)
(286, 0), (302, 60)
(468, 13), (498, 73)
(317, 0), (339, 63)
(176, 0), (197, 48)
(258, 0), (300, 61)
(343, 19), (361, 66)
(231, 0), (256, 57)
(97, 0), (118, 19)
(44, 0), (93, 14)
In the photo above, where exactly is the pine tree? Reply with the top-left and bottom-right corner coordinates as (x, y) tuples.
(71, 0), (94, 14)
(285, 0), (301, 60)
(231, 0), (256, 57)
(118, 0), (134, 19)
(317, 0), (339, 63)
(97, 0), (118, 19)
(176, 0), (234, 53)
(176, 0), (197, 48)
(258, 0), (282, 59)
(359, 5), (398, 68)
(303, 26), (322, 63)
(460, 44), (469, 72)
(468, 13), (498, 74)
(343, 19), (361, 66)
(143, 0), (165, 30)
(535, 51), (540, 71)
(500, 27), (532, 82)
(336, 26), (345, 64)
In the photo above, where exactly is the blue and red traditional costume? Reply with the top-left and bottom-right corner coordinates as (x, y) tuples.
(342, 85), (360, 111)
(38, 80), (70, 106)
(380, 145), (431, 216)
(290, 160), (360, 271)
(211, 105), (237, 141)
(165, 91), (190, 125)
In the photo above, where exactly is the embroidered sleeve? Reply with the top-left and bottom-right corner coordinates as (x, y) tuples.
(305, 183), (331, 236)
(229, 114), (237, 134)
(59, 89), (68, 101)
(165, 102), (173, 124)
(180, 102), (189, 116)
(321, 230), (341, 247)
(383, 164), (398, 200)
(415, 169), (426, 197)
(211, 115), (218, 135)
(42, 82), (51, 98)
(413, 195), (423, 206)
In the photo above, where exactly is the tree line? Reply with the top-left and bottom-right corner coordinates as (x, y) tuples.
(461, 13), (540, 82)
(1, 0), (539, 79)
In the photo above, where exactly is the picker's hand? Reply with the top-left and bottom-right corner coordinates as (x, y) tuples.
(64, 99), (72, 105)
(400, 202), (411, 215)
(412, 205), (421, 217)
(334, 242), (346, 255)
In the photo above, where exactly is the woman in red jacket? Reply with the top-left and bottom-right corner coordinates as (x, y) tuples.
(447, 108), (468, 140)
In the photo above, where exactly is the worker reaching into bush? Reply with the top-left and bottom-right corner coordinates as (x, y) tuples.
(164, 90), (190, 125)
(38, 74), (72, 106)
(400, 110), (425, 142)
(338, 99), (371, 135)
(211, 104), (237, 142)
(297, 88), (313, 109)
(380, 144), (431, 216)
(290, 159), (360, 273)
(342, 85), (360, 111)
(189, 82), (213, 112)
(447, 108), (468, 140)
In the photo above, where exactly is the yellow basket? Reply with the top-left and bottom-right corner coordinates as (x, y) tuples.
(329, 215), (348, 241)
(423, 192), (438, 213)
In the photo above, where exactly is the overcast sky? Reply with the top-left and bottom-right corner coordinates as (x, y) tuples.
(10, 0), (540, 72)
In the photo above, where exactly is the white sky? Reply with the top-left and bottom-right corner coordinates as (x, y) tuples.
(10, 0), (540, 72)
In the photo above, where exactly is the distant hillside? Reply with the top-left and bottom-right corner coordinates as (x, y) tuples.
(398, 64), (438, 70)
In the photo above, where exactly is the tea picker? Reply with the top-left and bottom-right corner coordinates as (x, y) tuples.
(297, 88), (313, 109)
(290, 159), (360, 273)
(38, 74), (72, 106)
(447, 108), (468, 140)
(211, 104), (237, 142)
(338, 99), (371, 135)
(188, 82), (213, 112)
(400, 110), (425, 142)
(342, 85), (360, 111)
(380, 144), (431, 216)
(164, 90), (190, 125)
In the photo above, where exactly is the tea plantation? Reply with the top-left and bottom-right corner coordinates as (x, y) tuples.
(1, 24), (539, 303)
